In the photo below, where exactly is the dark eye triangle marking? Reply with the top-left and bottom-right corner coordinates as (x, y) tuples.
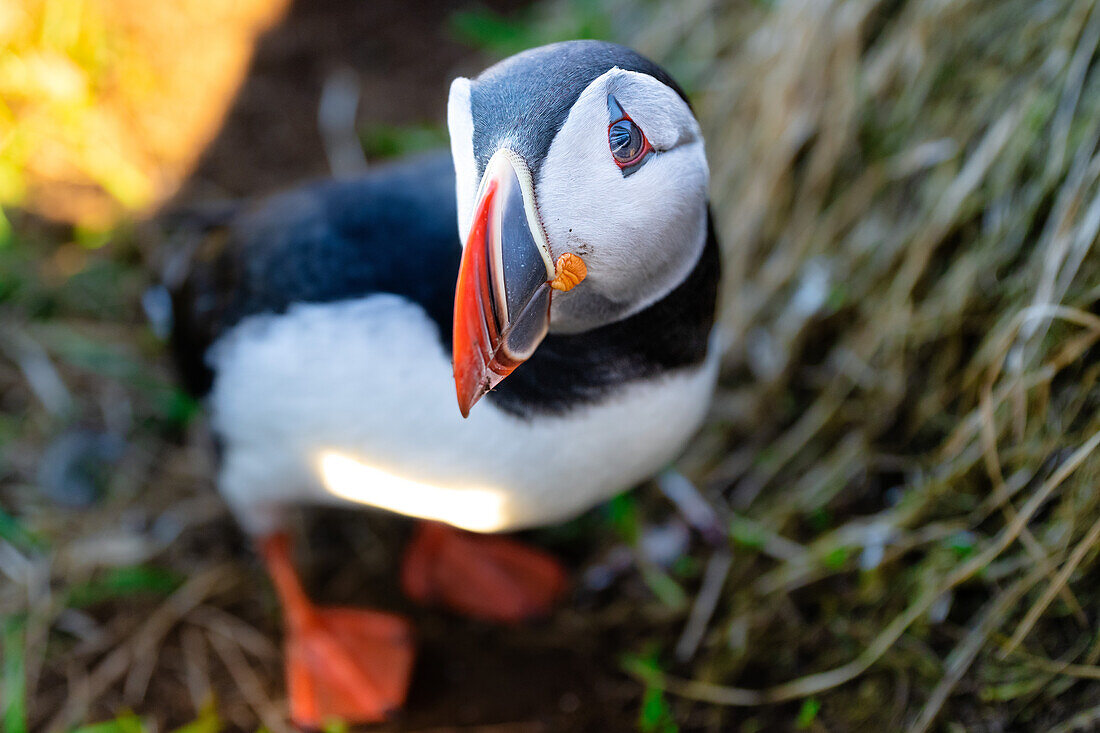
(608, 93), (627, 123)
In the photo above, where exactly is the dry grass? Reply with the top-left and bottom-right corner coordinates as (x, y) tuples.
(609, 0), (1100, 729)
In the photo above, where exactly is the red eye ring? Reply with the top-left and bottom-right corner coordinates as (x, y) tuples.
(608, 113), (652, 171)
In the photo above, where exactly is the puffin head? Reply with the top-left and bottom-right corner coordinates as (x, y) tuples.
(448, 41), (709, 416)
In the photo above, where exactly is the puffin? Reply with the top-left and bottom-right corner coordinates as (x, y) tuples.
(166, 40), (720, 727)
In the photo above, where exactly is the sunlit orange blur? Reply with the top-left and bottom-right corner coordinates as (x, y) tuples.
(0, 0), (289, 227)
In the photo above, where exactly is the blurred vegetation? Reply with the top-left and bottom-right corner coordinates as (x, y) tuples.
(0, 0), (152, 214)
(3, 0), (1100, 731)
(449, 0), (612, 58)
(0, 0), (285, 227)
(358, 122), (450, 162)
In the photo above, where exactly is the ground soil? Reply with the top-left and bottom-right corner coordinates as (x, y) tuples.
(176, 0), (509, 200)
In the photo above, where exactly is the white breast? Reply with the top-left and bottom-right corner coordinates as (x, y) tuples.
(208, 295), (717, 535)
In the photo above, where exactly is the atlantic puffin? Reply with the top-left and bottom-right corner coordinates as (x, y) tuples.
(167, 40), (720, 726)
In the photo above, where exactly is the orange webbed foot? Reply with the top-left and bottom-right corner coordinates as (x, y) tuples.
(261, 534), (415, 728)
(401, 521), (568, 623)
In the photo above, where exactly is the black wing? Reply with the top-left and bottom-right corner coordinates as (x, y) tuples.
(165, 151), (461, 395)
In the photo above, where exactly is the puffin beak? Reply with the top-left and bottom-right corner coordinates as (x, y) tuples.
(453, 149), (556, 417)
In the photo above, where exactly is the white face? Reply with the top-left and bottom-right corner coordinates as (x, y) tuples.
(448, 67), (709, 333)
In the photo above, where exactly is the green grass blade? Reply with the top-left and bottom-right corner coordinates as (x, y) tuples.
(2, 616), (28, 733)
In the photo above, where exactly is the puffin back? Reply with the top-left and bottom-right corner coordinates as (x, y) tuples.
(162, 152), (462, 395)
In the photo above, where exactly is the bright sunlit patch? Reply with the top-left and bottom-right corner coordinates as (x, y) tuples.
(317, 450), (511, 532)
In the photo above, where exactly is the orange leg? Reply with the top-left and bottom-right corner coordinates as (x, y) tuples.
(401, 522), (568, 623)
(260, 534), (415, 728)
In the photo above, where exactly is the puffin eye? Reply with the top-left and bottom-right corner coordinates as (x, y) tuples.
(610, 120), (645, 163)
(607, 95), (653, 176)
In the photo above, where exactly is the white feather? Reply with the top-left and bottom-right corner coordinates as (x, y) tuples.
(208, 294), (718, 535)
(537, 68), (709, 333)
(447, 77), (477, 243)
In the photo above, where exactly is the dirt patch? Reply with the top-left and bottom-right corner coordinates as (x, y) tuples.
(175, 0), (522, 202)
